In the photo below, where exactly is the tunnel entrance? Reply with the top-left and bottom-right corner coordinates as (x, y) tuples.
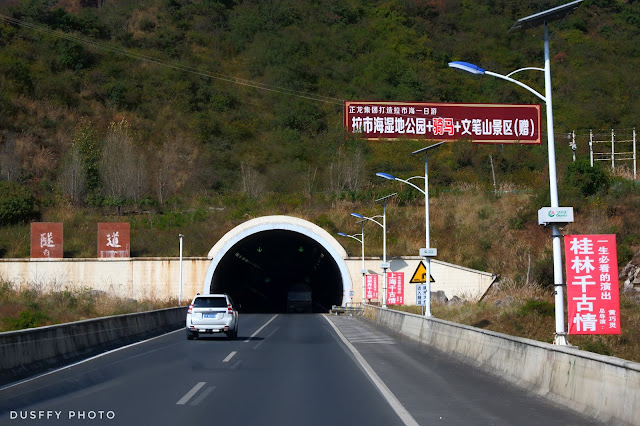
(203, 216), (351, 313)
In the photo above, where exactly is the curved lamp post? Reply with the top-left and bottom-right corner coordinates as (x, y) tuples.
(338, 222), (366, 306)
(377, 142), (444, 316)
(447, 0), (582, 345)
(351, 193), (396, 309)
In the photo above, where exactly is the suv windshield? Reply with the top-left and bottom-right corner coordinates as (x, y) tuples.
(193, 297), (227, 308)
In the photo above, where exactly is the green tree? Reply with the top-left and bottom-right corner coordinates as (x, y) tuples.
(0, 181), (36, 225)
(564, 159), (610, 197)
(71, 119), (102, 202)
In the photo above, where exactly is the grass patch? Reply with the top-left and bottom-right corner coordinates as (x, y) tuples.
(0, 278), (177, 332)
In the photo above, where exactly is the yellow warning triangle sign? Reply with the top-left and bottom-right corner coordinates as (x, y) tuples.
(410, 261), (435, 283)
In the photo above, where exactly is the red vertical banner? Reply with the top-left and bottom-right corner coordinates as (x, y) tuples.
(365, 274), (379, 300)
(387, 272), (405, 305)
(564, 234), (620, 335)
(30, 223), (63, 258)
(98, 223), (131, 258)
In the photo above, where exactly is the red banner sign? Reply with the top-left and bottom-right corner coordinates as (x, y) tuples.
(564, 235), (620, 335)
(30, 223), (63, 258)
(344, 101), (541, 144)
(98, 223), (130, 258)
(387, 272), (404, 305)
(365, 274), (379, 300)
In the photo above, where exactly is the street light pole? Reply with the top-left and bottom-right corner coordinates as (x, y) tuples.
(352, 193), (396, 309)
(338, 220), (366, 305)
(448, 0), (582, 345)
(377, 142), (443, 317)
(542, 22), (569, 346)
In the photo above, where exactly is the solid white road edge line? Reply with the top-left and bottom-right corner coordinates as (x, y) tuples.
(176, 382), (206, 405)
(323, 316), (419, 426)
(0, 329), (183, 391)
(244, 314), (278, 343)
(222, 351), (237, 363)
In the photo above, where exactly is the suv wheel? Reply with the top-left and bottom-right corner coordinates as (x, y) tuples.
(187, 331), (198, 340)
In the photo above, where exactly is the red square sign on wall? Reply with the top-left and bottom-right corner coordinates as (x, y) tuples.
(98, 222), (130, 258)
(30, 223), (63, 258)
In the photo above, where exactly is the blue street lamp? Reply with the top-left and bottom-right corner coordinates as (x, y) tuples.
(377, 142), (444, 316)
(447, 0), (583, 345)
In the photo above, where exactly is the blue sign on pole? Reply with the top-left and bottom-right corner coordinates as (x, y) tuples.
(416, 284), (427, 306)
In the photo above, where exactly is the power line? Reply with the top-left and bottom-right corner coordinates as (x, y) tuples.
(0, 13), (345, 106)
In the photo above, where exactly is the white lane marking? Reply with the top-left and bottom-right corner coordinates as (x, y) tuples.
(252, 327), (279, 350)
(244, 314), (278, 342)
(222, 351), (237, 363)
(0, 329), (183, 392)
(329, 318), (396, 345)
(324, 316), (419, 426)
(191, 386), (215, 406)
(176, 382), (206, 405)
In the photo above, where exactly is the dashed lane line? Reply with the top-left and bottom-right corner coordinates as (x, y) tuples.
(176, 382), (206, 405)
(222, 351), (237, 363)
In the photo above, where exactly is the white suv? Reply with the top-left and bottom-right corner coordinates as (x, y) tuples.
(186, 294), (239, 340)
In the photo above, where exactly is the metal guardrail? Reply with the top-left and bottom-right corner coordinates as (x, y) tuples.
(330, 305), (364, 315)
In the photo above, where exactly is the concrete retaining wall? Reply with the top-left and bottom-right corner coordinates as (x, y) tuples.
(0, 257), (494, 304)
(364, 305), (640, 426)
(0, 307), (187, 386)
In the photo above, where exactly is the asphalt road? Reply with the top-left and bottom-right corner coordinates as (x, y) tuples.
(0, 314), (601, 425)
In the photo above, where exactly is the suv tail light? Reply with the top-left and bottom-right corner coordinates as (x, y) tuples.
(227, 304), (233, 314)
(188, 304), (193, 314)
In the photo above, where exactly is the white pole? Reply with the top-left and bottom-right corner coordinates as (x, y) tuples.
(544, 22), (568, 346)
(382, 201), (388, 309)
(590, 129), (594, 167)
(634, 128), (637, 180)
(424, 151), (432, 317)
(612, 129), (615, 171)
(179, 234), (184, 305)
(361, 222), (365, 306)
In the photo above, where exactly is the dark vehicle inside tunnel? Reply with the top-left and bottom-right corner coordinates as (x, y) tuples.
(209, 230), (344, 313)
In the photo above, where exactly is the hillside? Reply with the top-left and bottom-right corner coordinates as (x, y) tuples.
(0, 0), (639, 278)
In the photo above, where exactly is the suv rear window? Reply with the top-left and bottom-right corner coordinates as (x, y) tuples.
(193, 297), (227, 308)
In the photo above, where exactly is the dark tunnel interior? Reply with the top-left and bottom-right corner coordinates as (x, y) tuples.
(210, 230), (344, 313)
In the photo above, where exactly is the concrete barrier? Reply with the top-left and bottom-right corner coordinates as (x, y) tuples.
(0, 307), (187, 386)
(364, 305), (639, 426)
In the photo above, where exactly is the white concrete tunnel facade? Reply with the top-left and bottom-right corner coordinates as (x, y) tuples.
(203, 215), (352, 306)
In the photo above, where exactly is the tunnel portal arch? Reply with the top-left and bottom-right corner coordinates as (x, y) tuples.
(203, 216), (352, 312)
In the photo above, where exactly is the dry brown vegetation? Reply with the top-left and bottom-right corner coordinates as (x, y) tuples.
(393, 282), (640, 363)
(0, 278), (176, 332)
